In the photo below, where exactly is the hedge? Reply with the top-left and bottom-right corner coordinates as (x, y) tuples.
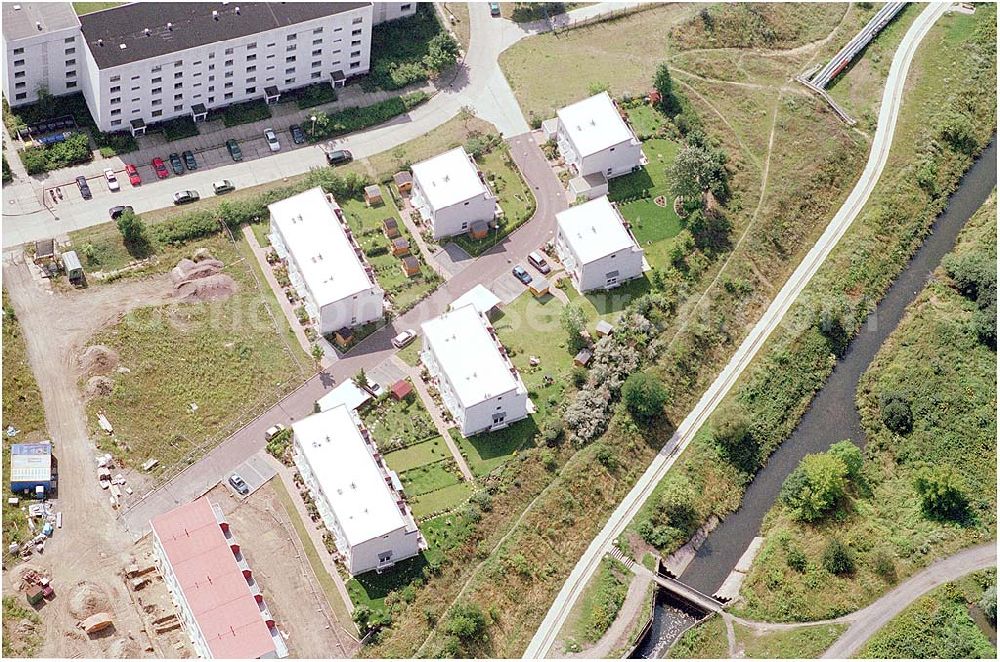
(307, 92), (429, 142)
(2, 156), (11, 184)
(157, 117), (200, 142)
(4, 92), (137, 158)
(293, 83), (339, 110)
(20, 132), (93, 174)
(216, 99), (272, 128)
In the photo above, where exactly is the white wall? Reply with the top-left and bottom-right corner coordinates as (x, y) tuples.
(411, 175), (498, 239)
(556, 122), (644, 180)
(556, 227), (644, 293)
(4, 24), (83, 106)
(347, 525), (422, 575)
(373, 1), (419, 24)
(318, 288), (384, 336)
(461, 388), (529, 437)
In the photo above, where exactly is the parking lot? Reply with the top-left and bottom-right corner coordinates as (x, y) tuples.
(225, 450), (278, 498)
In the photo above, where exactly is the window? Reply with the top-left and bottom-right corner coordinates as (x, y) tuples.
(312, 38), (322, 45)
(311, 71), (322, 79)
(174, 104), (183, 111)
(152, 76), (162, 83)
(247, 54), (256, 62)
(131, 98), (140, 103)
(312, 49), (322, 56)
(13, 59), (24, 67)
(174, 71), (183, 79)
(401, 3), (412, 9)
(224, 92), (233, 100)
(247, 76), (256, 83)
(208, 64), (215, 71)
(151, 65), (162, 72)
(111, 119), (122, 126)
(246, 87), (256, 94)
(66, 81), (77, 89)
(208, 52), (215, 59)
(266, 42), (275, 48)
(286, 44), (296, 52)
(287, 33), (296, 41)
(225, 47), (233, 55)
(224, 59), (233, 67)
(224, 81), (233, 89)
(174, 82), (183, 89)
(14, 82), (25, 89)
(65, 47), (75, 55)
(208, 96), (215, 103)
(207, 85), (214, 91)
(246, 65), (256, 73)
(350, 50), (361, 57)
(151, 99), (162, 106)
(351, 40), (361, 47)
(65, 58), (76, 66)
(208, 75), (214, 82)
(311, 60), (321, 68)
(152, 109), (162, 117)
(266, 53), (275, 59)
(247, 42), (257, 50)
(110, 74), (121, 82)
(131, 108), (140, 113)
(174, 60), (183, 67)
(15, 93), (26, 101)
(110, 85), (121, 93)
(12, 47), (23, 55)
(110, 108), (121, 116)
(352, 17), (363, 24)
(350, 61), (360, 69)
(377, 551), (393, 563)
(14, 71), (25, 79)
(193, 60), (202, 66)
(193, 71), (202, 77)
(285, 67), (295, 74)
(286, 56), (296, 63)
(110, 97), (121, 104)
(130, 75), (139, 80)
(65, 36), (75, 44)
(225, 71), (233, 78)
(284, 77), (294, 85)
(313, 27), (323, 34)
(151, 87), (161, 94)
(65, 70), (76, 78)
(174, 93), (183, 100)
(131, 85), (140, 91)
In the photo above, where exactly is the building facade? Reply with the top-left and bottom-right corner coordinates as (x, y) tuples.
(410, 147), (499, 239)
(3, 3), (418, 133)
(555, 195), (645, 293)
(551, 91), (646, 181)
(291, 405), (424, 576)
(268, 186), (384, 335)
(420, 303), (529, 437)
(150, 498), (287, 659)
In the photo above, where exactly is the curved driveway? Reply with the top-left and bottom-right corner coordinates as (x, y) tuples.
(523, 3), (950, 657)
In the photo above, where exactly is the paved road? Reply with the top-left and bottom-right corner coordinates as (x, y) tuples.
(820, 541), (997, 658)
(119, 130), (568, 537)
(522, 3), (951, 656)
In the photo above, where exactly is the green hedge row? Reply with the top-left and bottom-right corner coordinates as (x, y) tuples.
(307, 92), (429, 143)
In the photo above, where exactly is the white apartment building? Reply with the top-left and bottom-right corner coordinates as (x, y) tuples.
(150, 497), (287, 659)
(292, 404), (424, 576)
(3, 3), (418, 133)
(410, 147), (499, 239)
(1, 3), (82, 106)
(269, 186), (384, 335)
(555, 195), (645, 293)
(549, 92), (646, 185)
(420, 303), (529, 437)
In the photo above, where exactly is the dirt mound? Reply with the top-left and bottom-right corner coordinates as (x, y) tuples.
(79, 345), (119, 377)
(69, 582), (110, 620)
(170, 258), (224, 285)
(84, 376), (114, 399)
(175, 274), (238, 303)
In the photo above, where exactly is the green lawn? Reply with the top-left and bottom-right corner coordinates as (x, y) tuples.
(626, 104), (667, 139)
(734, 623), (847, 659)
(72, 2), (122, 14)
(410, 481), (474, 519)
(609, 137), (679, 202)
(668, 614), (730, 658)
(339, 189), (440, 312)
(567, 557), (630, 646)
(399, 459), (462, 496)
(452, 419), (538, 478)
(383, 437), (450, 473)
(396, 339), (422, 366)
(361, 390), (439, 452)
(448, 146), (535, 257)
(562, 275), (652, 323)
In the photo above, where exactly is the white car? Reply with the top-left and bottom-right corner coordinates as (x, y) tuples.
(368, 382), (384, 398)
(392, 329), (417, 349)
(264, 423), (287, 441)
(264, 128), (281, 152)
(103, 168), (120, 192)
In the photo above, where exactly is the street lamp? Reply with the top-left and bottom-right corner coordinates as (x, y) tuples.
(310, 114), (317, 136)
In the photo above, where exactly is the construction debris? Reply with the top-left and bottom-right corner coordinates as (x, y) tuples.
(81, 612), (114, 635)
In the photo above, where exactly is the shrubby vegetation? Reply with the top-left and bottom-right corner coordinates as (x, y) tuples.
(307, 92), (429, 142)
(671, 3), (849, 50)
(217, 99), (272, 127)
(20, 133), (92, 174)
(365, 4), (459, 92)
(2, 156), (11, 183)
(157, 117), (199, 141)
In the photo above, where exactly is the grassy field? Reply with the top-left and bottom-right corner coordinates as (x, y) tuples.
(83, 234), (305, 474)
(2, 291), (48, 549)
(667, 614), (729, 658)
(399, 459), (462, 496)
(339, 188), (440, 312)
(859, 570), (996, 658)
(72, 2), (122, 15)
(564, 556), (630, 648)
(735, 192), (997, 622)
(563, 275), (652, 322)
(362, 392), (439, 452)
(668, 3), (848, 51)
(384, 438), (450, 473)
(2, 595), (42, 658)
(734, 623), (847, 658)
(410, 481), (474, 519)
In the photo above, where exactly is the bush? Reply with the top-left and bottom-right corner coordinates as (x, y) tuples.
(786, 545), (807, 573)
(822, 539), (855, 576)
(308, 93), (429, 142)
(871, 550), (896, 581)
(21, 132), (92, 174)
(880, 392), (913, 434)
(560, 304), (588, 352)
(152, 210), (218, 244)
(365, 243), (390, 258)
(540, 417), (564, 446)
(218, 99), (272, 127)
(709, 403), (760, 473)
(294, 83), (339, 109)
(158, 117), (199, 141)
(366, 4), (455, 91)
(621, 371), (668, 420)
(2, 155), (11, 183)
(913, 466), (968, 521)
(93, 130), (138, 157)
(445, 602), (487, 645)
(116, 209), (149, 249)
(780, 452), (848, 522)
(827, 440), (863, 482)
(979, 584), (997, 625)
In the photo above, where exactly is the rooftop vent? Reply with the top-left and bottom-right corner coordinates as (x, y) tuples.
(212, 10), (219, 20)
(119, 43), (127, 50)
(144, 28), (151, 36)
(235, 6), (241, 14)
(97, 38), (104, 46)
(13, 5), (21, 10)
(35, 21), (42, 30)
(167, 22), (173, 30)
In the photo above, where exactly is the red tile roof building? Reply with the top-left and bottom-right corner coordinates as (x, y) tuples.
(150, 498), (287, 659)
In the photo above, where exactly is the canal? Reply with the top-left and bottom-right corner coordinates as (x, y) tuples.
(677, 136), (997, 597)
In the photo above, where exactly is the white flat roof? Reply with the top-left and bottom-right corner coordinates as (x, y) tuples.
(293, 405), (406, 546)
(317, 379), (372, 413)
(421, 304), (521, 408)
(449, 284), (501, 316)
(269, 187), (378, 308)
(410, 147), (488, 211)
(557, 92), (637, 158)
(557, 195), (640, 265)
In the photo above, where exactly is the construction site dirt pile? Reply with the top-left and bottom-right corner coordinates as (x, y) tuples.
(79, 345), (120, 376)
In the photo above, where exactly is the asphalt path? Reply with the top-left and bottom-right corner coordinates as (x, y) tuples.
(522, 3), (951, 656)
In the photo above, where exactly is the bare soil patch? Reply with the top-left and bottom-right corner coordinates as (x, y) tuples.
(79, 344), (119, 377)
(170, 258), (237, 303)
(84, 375), (114, 399)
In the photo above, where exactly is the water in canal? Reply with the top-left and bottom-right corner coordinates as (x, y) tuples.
(631, 590), (705, 659)
(644, 136), (997, 656)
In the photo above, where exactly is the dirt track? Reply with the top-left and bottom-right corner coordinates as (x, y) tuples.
(2, 254), (172, 658)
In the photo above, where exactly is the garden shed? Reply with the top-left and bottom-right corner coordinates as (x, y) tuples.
(63, 250), (84, 284)
(364, 185), (384, 207)
(383, 217), (400, 239)
(391, 237), (411, 257)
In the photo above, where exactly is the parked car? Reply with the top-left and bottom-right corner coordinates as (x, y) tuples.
(182, 150), (197, 170)
(228, 473), (250, 496)
(527, 250), (551, 274)
(490, 2), (501, 17)
(368, 381), (384, 398)
(225, 138), (243, 162)
(125, 163), (141, 186)
(213, 179), (235, 195)
(76, 176), (92, 200)
(172, 190), (200, 205)
(103, 168), (120, 192)
(264, 128), (280, 152)
(152, 157), (170, 179)
(264, 423), (287, 441)
(289, 124), (306, 145)
(512, 264), (532, 285)
(326, 149), (353, 166)
(168, 152), (184, 175)
(108, 205), (134, 220)
(392, 329), (417, 349)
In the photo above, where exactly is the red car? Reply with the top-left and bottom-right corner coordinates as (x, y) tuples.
(125, 163), (141, 186)
(152, 157), (169, 179)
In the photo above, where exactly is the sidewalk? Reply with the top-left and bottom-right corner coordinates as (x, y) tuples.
(390, 354), (475, 483)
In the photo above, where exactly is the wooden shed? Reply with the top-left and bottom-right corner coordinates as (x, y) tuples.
(393, 171), (413, 194)
(333, 327), (354, 349)
(468, 220), (490, 240)
(391, 237), (411, 257)
(364, 185), (384, 207)
(390, 380), (413, 401)
(401, 255), (421, 278)
(529, 277), (550, 298)
(574, 348), (593, 367)
(383, 217), (400, 239)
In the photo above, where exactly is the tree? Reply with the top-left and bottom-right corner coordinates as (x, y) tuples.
(621, 371), (668, 420)
(710, 404), (759, 473)
(653, 63), (681, 116)
(355, 369), (369, 389)
(979, 584), (997, 625)
(423, 32), (460, 72)
(669, 144), (728, 205)
(780, 452), (848, 522)
(880, 392), (913, 435)
(786, 545), (807, 573)
(822, 538), (855, 575)
(116, 209), (148, 249)
(561, 304), (588, 352)
(445, 602), (487, 645)
(913, 466), (968, 521)
(656, 474), (698, 532)
(828, 440), (864, 482)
